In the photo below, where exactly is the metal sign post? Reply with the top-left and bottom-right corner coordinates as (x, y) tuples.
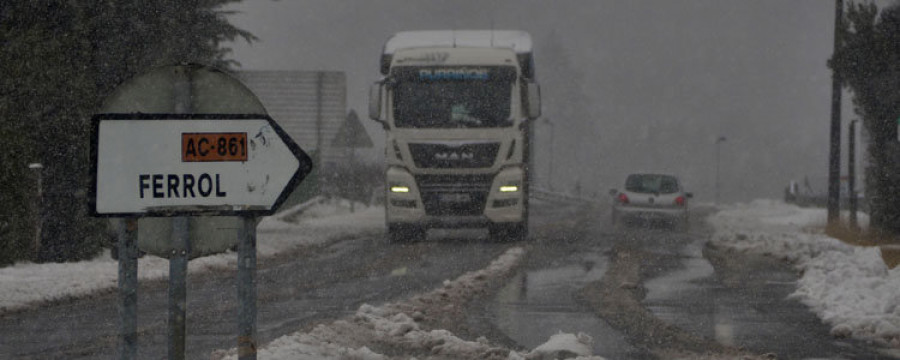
(168, 216), (189, 360)
(91, 64), (312, 360)
(167, 64), (192, 360)
(237, 216), (258, 359)
(116, 218), (138, 360)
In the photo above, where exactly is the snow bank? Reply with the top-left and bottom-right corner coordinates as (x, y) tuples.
(521, 332), (595, 360)
(212, 247), (607, 360)
(0, 199), (382, 313)
(707, 199), (900, 346)
(255, 198), (383, 257)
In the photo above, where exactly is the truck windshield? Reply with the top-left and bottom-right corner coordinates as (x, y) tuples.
(391, 66), (515, 128)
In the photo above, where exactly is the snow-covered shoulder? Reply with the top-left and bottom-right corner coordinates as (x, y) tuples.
(707, 199), (900, 347)
(0, 198), (383, 313)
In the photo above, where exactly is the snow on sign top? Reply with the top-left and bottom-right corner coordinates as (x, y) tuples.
(383, 30), (533, 55)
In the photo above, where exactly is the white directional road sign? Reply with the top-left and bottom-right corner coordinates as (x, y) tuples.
(90, 114), (311, 216)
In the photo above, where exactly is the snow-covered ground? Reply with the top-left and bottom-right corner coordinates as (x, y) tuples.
(7, 197), (896, 357)
(0, 197), (384, 313)
(1, 197), (605, 359)
(707, 199), (900, 347)
(211, 246), (603, 360)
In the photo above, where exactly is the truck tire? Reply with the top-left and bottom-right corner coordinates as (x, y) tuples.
(489, 222), (527, 242)
(388, 224), (425, 244)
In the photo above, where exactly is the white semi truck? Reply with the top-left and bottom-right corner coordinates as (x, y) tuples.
(368, 30), (541, 242)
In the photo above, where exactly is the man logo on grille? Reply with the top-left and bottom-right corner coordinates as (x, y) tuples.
(434, 151), (475, 161)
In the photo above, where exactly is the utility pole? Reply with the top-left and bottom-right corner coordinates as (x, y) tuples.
(827, 0), (844, 225)
(316, 72), (324, 168)
(28, 162), (43, 259)
(715, 136), (726, 205)
(849, 119), (858, 229)
(544, 118), (555, 191)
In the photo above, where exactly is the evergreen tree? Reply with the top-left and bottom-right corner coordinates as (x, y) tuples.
(831, 2), (900, 235)
(0, 0), (255, 263)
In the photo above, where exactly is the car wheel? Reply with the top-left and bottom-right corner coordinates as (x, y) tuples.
(611, 209), (621, 229)
(677, 215), (690, 233)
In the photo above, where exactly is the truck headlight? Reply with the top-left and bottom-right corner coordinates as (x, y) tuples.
(390, 186), (410, 193)
(499, 185), (519, 193)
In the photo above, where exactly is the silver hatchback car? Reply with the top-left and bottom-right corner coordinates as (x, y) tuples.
(610, 173), (692, 230)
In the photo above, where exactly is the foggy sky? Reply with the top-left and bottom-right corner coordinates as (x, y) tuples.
(224, 0), (883, 203)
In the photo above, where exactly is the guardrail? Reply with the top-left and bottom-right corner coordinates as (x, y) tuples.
(531, 187), (598, 204)
(276, 189), (597, 220)
(272, 195), (328, 223)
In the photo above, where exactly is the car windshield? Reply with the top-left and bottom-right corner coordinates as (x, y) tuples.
(625, 174), (680, 194)
(391, 67), (515, 128)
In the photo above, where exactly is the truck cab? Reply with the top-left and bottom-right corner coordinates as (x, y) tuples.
(369, 30), (541, 242)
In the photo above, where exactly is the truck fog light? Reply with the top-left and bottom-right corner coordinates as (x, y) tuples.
(390, 199), (417, 208)
(499, 185), (519, 192)
(493, 199), (518, 207)
(390, 186), (410, 193)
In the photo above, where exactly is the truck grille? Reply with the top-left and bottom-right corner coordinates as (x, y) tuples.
(408, 142), (500, 169)
(415, 174), (494, 216)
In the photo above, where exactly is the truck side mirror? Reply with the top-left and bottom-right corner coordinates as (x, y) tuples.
(525, 81), (541, 119)
(368, 83), (384, 122)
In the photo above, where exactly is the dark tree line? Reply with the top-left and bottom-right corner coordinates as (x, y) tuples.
(0, 1), (255, 264)
(832, 1), (900, 235)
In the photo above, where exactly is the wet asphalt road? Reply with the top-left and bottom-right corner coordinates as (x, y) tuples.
(1, 199), (898, 359)
(488, 201), (897, 360)
(0, 219), (518, 359)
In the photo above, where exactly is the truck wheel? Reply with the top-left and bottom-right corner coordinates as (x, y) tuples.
(489, 222), (527, 242)
(509, 222), (528, 242)
(388, 224), (425, 244)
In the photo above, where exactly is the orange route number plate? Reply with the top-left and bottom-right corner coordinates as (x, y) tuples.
(182, 132), (248, 162)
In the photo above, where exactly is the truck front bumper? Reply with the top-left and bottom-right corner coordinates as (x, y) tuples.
(385, 166), (525, 227)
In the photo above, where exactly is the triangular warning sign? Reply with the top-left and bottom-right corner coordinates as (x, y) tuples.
(331, 110), (373, 148)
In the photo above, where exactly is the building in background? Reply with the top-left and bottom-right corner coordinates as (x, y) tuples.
(236, 70), (379, 205)
(236, 70), (348, 174)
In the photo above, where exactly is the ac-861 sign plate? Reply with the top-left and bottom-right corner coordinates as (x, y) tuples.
(89, 113), (312, 217)
(182, 132), (248, 162)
